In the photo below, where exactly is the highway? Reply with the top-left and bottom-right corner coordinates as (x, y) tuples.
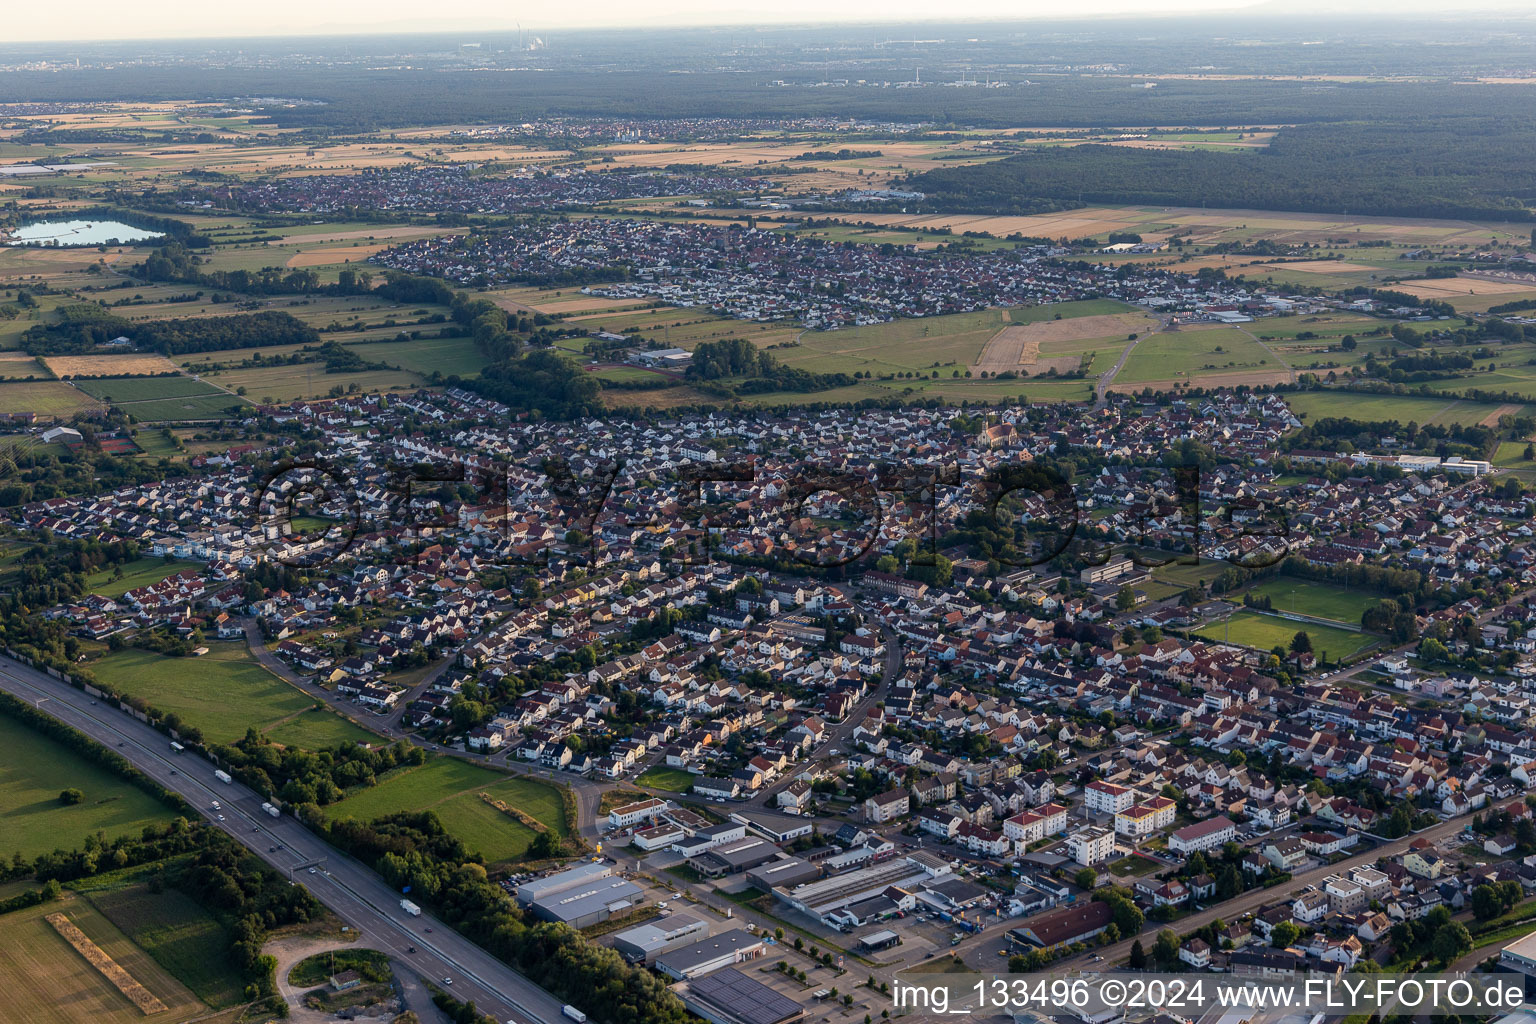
(0, 654), (568, 1024)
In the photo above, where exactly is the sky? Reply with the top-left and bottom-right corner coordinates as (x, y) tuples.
(6, 0), (1531, 43)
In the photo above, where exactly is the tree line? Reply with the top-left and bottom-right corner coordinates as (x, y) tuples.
(312, 811), (689, 1024)
(907, 119), (1536, 222)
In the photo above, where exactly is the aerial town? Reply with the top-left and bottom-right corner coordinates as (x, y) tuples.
(5, 11), (1536, 1024)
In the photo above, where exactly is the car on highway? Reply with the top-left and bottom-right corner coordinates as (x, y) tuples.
(217, 814), (225, 821)
(309, 867), (317, 874)
(270, 846), (277, 852)
(443, 978), (452, 985)
(407, 946), (416, 953)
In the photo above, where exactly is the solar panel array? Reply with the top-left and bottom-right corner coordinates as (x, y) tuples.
(690, 967), (803, 1024)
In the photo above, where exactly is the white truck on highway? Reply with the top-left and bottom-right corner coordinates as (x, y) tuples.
(400, 899), (421, 917)
(260, 802), (280, 818)
(562, 1007), (587, 1023)
(214, 770), (232, 784)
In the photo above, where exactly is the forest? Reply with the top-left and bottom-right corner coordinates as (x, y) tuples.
(908, 119), (1536, 221)
(23, 309), (319, 356)
(459, 349), (604, 420)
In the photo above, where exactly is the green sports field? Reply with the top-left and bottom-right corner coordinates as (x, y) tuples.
(74, 376), (226, 404)
(0, 714), (179, 861)
(1194, 609), (1379, 661)
(1243, 578), (1385, 626)
(1284, 390), (1530, 427)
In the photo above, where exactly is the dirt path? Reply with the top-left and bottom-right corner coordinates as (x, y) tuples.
(1235, 325), (1296, 384)
(266, 935), (367, 1024)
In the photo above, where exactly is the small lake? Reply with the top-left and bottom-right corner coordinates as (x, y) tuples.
(5, 219), (164, 246)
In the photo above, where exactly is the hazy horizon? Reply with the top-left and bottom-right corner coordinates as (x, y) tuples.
(7, 0), (1534, 46)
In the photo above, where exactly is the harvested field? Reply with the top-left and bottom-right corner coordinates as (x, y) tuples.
(974, 311), (1158, 374)
(42, 354), (181, 378)
(1395, 274), (1536, 299)
(284, 244), (389, 267)
(0, 381), (108, 418)
(0, 353), (44, 379)
(825, 205), (1532, 250)
(1107, 368), (1292, 392)
(1480, 403), (1525, 427)
(48, 912), (168, 1015)
(973, 325), (1077, 375)
(0, 896), (203, 1024)
(535, 296), (657, 314)
(848, 208), (1147, 239)
(274, 225), (447, 245)
(1268, 260), (1383, 274)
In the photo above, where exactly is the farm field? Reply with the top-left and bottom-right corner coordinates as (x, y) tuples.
(84, 882), (243, 1009)
(0, 713), (179, 861)
(326, 758), (568, 862)
(41, 353), (181, 378)
(0, 380), (107, 417)
(1284, 390), (1531, 427)
(1393, 274), (1536, 303)
(1493, 440), (1536, 469)
(781, 309), (1008, 377)
(1243, 578), (1384, 625)
(827, 204), (1535, 250)
(0, 352), (46, 378)
(1194, 609), (1379, 661)
(347, 337), (489, 377)
(1113, 327), (1280, 385)
(0, 896), (207, 1024)
(87, 646), (340, 747)
(205, 363), (424, 402)
(974, 310), (1156, 375)
(83, 557), (204, 599)
(1419, 361), (1536, 402)
(1009, 299), (1140, 323)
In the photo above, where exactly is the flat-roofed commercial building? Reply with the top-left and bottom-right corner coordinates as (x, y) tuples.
(529, 876), (644, 929)
(1168, 816), (1236, 856)
(516, 861), (612, 904)
(746, 857), (820, 892)
(654, 928), (766, 980)
(689, 836), (782, 878)
(1501, 931), (1536, 976)
(682, 968), (805, 1024)
(612, 913), (711, 963)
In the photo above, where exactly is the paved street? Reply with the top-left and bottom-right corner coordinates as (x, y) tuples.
(0, 654), (570, 1024)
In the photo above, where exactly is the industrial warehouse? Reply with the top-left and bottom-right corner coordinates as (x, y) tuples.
(517, 862), (646, 929)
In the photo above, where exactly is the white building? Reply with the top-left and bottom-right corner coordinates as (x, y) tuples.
(1168, 816), (1236, 856)
(1066, 826), (1116, 867)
